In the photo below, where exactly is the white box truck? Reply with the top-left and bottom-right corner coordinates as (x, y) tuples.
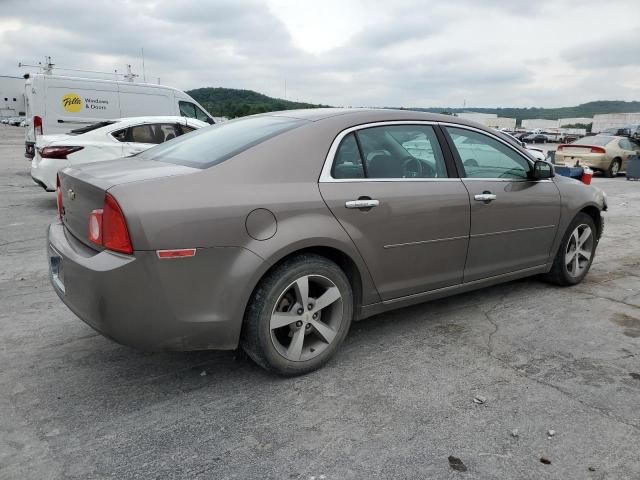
(23, 73), (213, 158)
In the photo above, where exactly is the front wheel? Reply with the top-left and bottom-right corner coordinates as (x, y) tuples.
(544, 213), (597, 286)
(241, 254), (353, 376)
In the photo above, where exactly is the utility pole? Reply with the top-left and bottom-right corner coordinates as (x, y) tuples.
(141, 48), (146, 82)
(284, 80), (287, 100)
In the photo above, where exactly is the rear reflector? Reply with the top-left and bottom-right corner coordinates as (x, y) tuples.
(39, 146), (84, 159)
(156, 249), (197, 259)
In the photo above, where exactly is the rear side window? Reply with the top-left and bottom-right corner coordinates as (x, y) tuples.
(112, 123), (183, 144)
(138, 115), (306, 168)
(332, 134), (364, 179)
(619, 138), (632, 150)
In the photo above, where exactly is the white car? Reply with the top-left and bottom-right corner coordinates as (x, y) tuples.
(31, 116), (208, 191)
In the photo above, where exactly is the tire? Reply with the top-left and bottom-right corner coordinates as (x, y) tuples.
(544, 212), (598, 286)
(241, 254), (354, 376)
(605, 158), (621, 178)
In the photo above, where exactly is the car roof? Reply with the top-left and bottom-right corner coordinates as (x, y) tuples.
(111, 116), (205, 125)
(261, 107), (496, 131)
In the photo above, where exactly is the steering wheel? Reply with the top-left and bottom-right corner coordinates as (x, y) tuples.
(401, 156), (434, 178)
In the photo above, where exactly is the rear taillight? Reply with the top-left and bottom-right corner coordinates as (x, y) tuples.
(590, 146), (606, 154)
(39, 146), (84, 159)
(87, 193), (133, 254)
(56, 174), (63, 220)
(33, 115), (42, 136)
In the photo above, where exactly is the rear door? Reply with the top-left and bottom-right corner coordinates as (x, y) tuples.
(618, 138), (639, 170)
(443, 125), (561, 282)
(319, 122), (470, 301)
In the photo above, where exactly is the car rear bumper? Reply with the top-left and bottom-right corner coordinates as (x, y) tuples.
(47, 222), (265, 351)
(31, 155), (67, 192)
(555, 152), (609, 170)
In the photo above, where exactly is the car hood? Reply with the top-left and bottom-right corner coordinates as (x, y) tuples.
(63, 157), (200, 191)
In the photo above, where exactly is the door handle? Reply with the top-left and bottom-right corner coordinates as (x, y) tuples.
(474, 193), (497, 202)
(345, 199), (380, 209)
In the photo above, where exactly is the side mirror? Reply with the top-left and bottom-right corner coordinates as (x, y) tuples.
(532, 160), (553, 180)
(206, 117), (215, 125)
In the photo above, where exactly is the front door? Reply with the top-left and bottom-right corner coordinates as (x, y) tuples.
(443, 126), (561, 282)
(319, 123), (470, 301)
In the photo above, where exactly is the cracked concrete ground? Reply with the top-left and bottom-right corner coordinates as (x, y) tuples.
(1, 125), (639, 479)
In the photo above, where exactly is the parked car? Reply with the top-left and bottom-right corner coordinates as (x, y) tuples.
(8, 116), (24, 126)
(1, 118), (8, 124)
(629, 124), (640, 142)
(555, 135), (640, 177)
(523, 133), (548, 143)
(48, 109), (607, 375)
(23, 73), (215, 159)
(602, 127), (631, 137)
(494, 129), (547, 161)
(31, 116), (207, 191)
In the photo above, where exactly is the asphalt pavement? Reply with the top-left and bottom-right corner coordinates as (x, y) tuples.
(1, 125), (639, 479)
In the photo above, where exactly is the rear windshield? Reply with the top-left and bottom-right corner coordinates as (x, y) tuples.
(571, 136), (613, 146)
(138, 115), (307, 168)
(68, 121), (116, 135)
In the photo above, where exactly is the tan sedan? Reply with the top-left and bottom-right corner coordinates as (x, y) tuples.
(555, 135), (640, 177)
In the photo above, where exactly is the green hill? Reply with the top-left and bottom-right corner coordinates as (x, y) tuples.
(186, 87), (328, 118)
(409, 101), (640, 123)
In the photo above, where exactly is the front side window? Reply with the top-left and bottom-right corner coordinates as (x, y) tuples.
(332, 125), (447, 179)
(446, 127), (530, 179)
(179, 101), (210, 122)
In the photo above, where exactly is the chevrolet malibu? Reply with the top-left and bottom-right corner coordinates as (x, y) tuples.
(48, 109), (607, 375)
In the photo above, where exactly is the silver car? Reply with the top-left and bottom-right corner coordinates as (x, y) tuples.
(48, 109), (607, 375)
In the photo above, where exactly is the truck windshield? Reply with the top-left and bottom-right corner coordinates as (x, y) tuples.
(68, 121), (117, 135)
(138, 115), (307, 168)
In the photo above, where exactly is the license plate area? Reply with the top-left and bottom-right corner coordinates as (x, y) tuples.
(49, 245), (65, 293)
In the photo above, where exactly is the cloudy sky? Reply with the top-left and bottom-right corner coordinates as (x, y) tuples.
(1, 0), (638, 108)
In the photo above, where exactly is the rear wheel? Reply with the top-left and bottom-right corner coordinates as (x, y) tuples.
(241, 254), (353, 376)
(544, 213), (597, 286)
(605, 158), (621, 177)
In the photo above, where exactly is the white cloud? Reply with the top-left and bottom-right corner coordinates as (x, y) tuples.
(1, 0), (638, 107)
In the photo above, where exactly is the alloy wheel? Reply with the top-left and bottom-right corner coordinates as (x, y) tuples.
(269, 275), (344, 362)
(565, 224), (594, 278)
(610, 160), (620, 176)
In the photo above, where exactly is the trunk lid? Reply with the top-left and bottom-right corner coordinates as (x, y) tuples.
(59, 158), (198, 249)
(563, 146), (596, 155)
